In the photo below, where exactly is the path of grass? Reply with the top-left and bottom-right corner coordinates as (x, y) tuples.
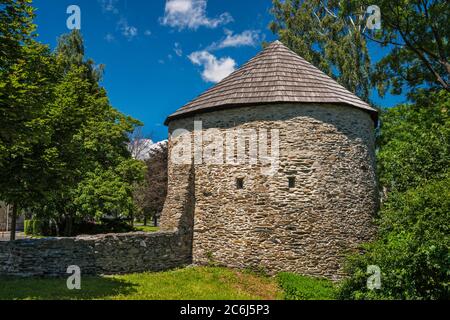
(0, 267), (282, 300)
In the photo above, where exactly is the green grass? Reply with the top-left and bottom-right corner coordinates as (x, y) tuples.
(0, 267), (338, 301)
(277, 272), (336, 300)
(0, 267), (282, 300)
(133, 225), (159, 233)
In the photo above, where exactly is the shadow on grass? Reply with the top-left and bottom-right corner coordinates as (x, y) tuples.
(0, 276), (137, 300)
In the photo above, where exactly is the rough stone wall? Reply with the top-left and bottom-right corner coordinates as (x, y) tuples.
(162, 103), (378, 280)
(0, 232), (191, 277)
(160, 165), (195, 235)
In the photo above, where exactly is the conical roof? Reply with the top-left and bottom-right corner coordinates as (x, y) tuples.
(165, 40), (377, 125)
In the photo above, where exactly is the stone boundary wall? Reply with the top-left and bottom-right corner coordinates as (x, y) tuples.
(0, 231), (191, 277)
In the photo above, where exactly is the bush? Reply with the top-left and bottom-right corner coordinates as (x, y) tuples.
(338, 90), (450, 300)
(71, 219), (134, 236)
(277, 272), (336, 300)
(377, 90), (450, 193)
(24, 220), (33, 236)
(337, 176), (450, 300)
(24, 219), (52, 236)
(24, 218), (134, 237)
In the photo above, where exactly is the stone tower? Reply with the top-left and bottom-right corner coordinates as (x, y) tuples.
(161, 41), (378, 280)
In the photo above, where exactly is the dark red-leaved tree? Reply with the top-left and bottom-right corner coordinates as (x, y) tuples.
(133, 141), (168, 226)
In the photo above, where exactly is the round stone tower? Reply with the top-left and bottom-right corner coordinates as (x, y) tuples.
(161, 41), (378, 280)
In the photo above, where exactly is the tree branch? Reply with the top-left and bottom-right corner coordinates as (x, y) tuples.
(399, 30), (449, 91)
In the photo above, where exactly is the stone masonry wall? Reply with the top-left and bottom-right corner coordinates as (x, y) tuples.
(160, 165), (195, 237)
(162, 103), (378, 280)
(0, 231), (191, 277)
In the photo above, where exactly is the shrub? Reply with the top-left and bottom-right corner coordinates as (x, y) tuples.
(71, 219), (134, 236)
(338, 90), (450, 300)
(24, 220), (33, 236)
(24, 218), (134, 237)
(377, 90), (450, 193)
(33, 219), (47, 236)
(24, 219), (53, 236)
(337, 176), (450, 300)
(277, 272), (336, 300)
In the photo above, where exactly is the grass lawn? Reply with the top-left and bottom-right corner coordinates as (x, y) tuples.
(133, 225), (159, 233)
(0, 267), (282, 300)
(277, 273), (336, 300)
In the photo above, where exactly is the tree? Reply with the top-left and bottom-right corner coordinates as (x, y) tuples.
(0, 0), (35, 71)
(28, 30), (145, 236)
(133, 141), (168, 226)
(0, 1), (58, 240)
(1, 14), (145, 237)
(338, 90), (450, 300)
(128, 126), (154, 161)
(377, 90), (450, 193)
(74, 163), (144, 223)
(338, 175), (450, 300)
(270, 0), (372, 100)
(344, 0), (449, 96)
(55, 29), (104, 84)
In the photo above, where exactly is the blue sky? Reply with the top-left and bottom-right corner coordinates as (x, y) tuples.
(32, 0), (406, 141)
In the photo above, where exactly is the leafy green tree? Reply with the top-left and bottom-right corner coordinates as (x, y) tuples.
(55, 29), (104, 84)
(29, 31), (145, 235)
(344, 0), (449, 96)
(74, 164), (144, 222)
(377, 90), (450, 193)
(1, 11), (145, 237)
(0, 1), (58, 239)
(338, 90), (450, 300)
(270, 0), (372, 100)
(338, 175), (449, 300)
(0, 0), (35, 71)
(335, 0), (449, 300)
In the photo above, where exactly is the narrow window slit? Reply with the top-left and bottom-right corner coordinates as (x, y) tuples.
(288, 177), (296, 189)
(236, 178), (244, 190)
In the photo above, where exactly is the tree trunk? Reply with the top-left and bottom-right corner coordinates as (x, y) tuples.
(64, 216), (73, 237)
(10, 203), (17, 241)
(143, 215), (147, 226)
(51, 218), (59, 236)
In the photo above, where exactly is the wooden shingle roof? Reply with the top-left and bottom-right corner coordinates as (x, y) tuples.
(165, 41), (378, 125)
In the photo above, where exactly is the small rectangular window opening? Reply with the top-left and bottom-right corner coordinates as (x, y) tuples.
(288, 177), (296, 189)
(236, 178), (244, 190)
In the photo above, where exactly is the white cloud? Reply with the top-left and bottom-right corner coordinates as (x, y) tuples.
(209, 29), (260, 50)
(105, 33), (115, 42)
(129, 139), (168, 161)
(144, 30), (152, 36)
(118, 18), (138, 40)
(99, 1), (142, 41)
(161, 0), (233, 30)
(99, 0), (119, 14)
(174, 42), (183, 56)
(188, 51), (236, 83)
